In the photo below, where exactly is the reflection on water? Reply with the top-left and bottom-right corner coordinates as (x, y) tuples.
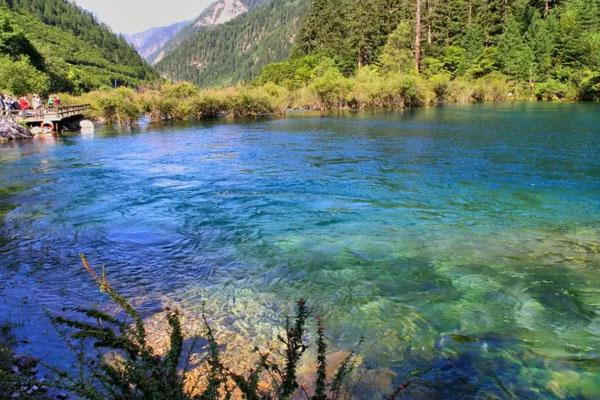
(1, 103), (599, 398)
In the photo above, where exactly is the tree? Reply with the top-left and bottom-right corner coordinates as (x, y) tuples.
(0, 55), (49, 95)
(415, 0), (422, 71)
(498, 18), (534, 86)
(379, 22), (416, 73)
(0, 12), (44, 70)
(526, 11), (556, 83)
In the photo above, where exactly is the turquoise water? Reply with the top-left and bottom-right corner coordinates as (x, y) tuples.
(1, 103), (600, 398)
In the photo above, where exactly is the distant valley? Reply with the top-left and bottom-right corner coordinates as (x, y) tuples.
(124, 21), (189, 62)
(125, 0), (271, 66)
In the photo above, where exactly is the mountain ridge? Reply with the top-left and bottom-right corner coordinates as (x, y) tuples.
(127, 0), (270, 65)
(125, 20), (190, 62)
(155, 0), (309, 86)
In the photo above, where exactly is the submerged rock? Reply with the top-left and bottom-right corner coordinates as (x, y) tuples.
(0, 117), (33, 141)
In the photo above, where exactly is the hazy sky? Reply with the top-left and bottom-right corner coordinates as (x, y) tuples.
(73, 0), (213, 34)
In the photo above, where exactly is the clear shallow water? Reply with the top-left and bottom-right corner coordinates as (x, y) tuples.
(1, 103), (600, 398)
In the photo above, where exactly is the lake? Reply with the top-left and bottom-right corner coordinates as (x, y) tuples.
(1, 103), (599, 399)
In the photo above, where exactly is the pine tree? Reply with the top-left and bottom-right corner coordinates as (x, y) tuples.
(415, 0), (422, 71)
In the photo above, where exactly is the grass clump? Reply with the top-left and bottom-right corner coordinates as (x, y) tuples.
(69, 82), (290, 126)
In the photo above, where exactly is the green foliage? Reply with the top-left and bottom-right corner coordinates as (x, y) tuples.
(91, 88), (141, 127)
(255, 54), (337, 89)
(312, 318), (327, 400)
(349, 68), (431, 109)
(578, 69), (600, 101)
(310, 69), (352, 109)
(0, 1), (155, 94)
(0, 55), (49, 95)
(497, 18), (534, 83)
(429, 73), (452, 102)
(0, 12), (43, 69)
(471, 73), (512, 102)
(379, 22), (416, 74)
(284, 0), (600, 102)
(298, 0), (409, 75)
(535, 79), (571, 100)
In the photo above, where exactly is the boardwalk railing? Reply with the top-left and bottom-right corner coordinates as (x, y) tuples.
(1, 104), (90, 122)
(56, 104), (91, 119)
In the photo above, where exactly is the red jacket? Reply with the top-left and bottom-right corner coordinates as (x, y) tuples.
(18, 98), (30, 110)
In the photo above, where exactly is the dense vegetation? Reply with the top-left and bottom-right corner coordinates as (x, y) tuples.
(59, 82), (290, 126)
(280, 0), (599, 101)
(156, 0), (310, 87)
(0, 0), (155, 95)
(157, 0), (598, 102)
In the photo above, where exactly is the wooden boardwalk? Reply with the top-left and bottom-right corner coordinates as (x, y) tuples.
(4, 104), (90, 131)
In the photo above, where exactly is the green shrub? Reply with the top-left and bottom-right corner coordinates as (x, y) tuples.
(191, 90), (231, 119)
(471, 74), (511, 103)
(351, 66), (387, 108)
(0, 55), (49, 95)
(388, 74), (431, 109)
(446, 79), (474, 104)
(232, 86), (280, 118)
(535, 80), (571, 100)
(421, 57), (446, 78)
(91, 87), (141, 127)
(578, 69), (600, 102)
(255, 55), (337, 90)
(428, 74), (452, 102)
(311, 69), (352, 110)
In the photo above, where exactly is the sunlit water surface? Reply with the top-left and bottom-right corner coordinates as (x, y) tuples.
(1, 103), (600, 399)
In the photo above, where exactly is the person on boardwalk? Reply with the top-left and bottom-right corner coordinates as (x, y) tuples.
(32, 94), (42, 117)
(18, 96), (30, 117)
(9, 96), (18, 112)
(53, 94), (61, 110)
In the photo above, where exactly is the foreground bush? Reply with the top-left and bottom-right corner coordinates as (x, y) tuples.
(52, 256), (360, 400)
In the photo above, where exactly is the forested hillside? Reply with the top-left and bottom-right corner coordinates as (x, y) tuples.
(147, 0), (270, 65)
(290, 0), (599, 99)
(156, 0), (309, 87)
(0, 0), (155, 95)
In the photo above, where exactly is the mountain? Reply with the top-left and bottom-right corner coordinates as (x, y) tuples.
(148, 0), (271, 65)
(125, 21), (189, 62)
(156, 0), (309, 87)
(0, 0), (155, 94)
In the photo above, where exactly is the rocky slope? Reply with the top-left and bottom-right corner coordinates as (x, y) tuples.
(0, 118), (32, 141)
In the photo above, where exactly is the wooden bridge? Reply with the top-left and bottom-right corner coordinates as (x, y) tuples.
(6, 104), (91, 132)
